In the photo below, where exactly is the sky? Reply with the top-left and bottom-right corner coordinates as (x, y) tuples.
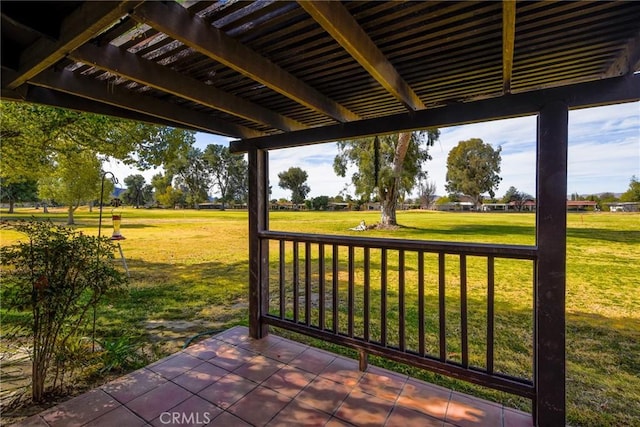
(104, 101), (639, 200)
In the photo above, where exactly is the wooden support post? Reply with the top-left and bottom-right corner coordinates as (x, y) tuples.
(535, 101), (568, 426)
(359, 350), (368, 372)
(248, 148), (269, 339)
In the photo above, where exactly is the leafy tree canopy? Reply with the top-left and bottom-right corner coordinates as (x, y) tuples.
(620, 175), (640, 202)
(278, 167), (310, 204)
(202, 144), (248, 209)
(445, 138), (502, 208)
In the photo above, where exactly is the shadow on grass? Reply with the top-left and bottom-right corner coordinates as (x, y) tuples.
(567, 228), (640, 244)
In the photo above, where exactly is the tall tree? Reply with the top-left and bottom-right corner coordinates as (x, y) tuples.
(202, 144), (248, 210)
(38, 150), (102, 224)
(167, 147), (210, 208)
(334, 130), (440, 225)
(0, 178), (38, 213)
(620, 175), (640, 202)
(417, 178), (437, 210)
(445, 138), (502, 209)
(122, 174), (147, 208)
(278, 167), (310, 204)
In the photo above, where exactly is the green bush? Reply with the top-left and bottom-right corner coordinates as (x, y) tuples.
(0, 219), (127, 401)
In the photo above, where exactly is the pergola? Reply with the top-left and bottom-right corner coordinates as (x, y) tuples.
(2, 2), (639, 425)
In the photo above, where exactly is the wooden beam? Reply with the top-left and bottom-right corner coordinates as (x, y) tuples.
(535, 100), (568, 426)
(130, 1), (360, 123)
(603, 30), (640, 77)
(70, 43), (303, 132)
(503, 0), (517, 94)
(299, 1), (425, 111)
(5, 1), (141, 90)
(15, 85), (198, 131)
(29, 69), (263, 138)
(230, 74), (640, 153)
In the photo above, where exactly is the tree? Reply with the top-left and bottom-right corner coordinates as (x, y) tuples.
(501, 186), (533, 211)
(417, 178), (437, 209)
(122, 175), (147, 208)
(166, 147), (210, 208)
(37, 150), (102, 224)
(0, 178), (38, 213)
(620, 175), (640, 202)
(334, 130), (440, 225)
(278, 167), (310, 204)
(445, 138), (502, 209)
(202, 144), (248, 210)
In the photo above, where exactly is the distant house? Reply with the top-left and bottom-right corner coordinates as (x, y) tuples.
(566, 200), (597, 211)
(606, 202), (639, 212)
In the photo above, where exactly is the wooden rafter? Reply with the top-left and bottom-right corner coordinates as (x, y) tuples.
(29, 69), (264, 138)
(5, 1), (140, 90)
(299, 1), (425, 111)
(130, 1), (360, 123)
(603, 30), (640, 77)
(502, 0), (517, 94)
(69, 44), (303, 132)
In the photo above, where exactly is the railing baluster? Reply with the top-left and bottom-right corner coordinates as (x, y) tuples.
(348, 245), (355, 337)
(332, 244), (339, 334)
(279, 240), (285, 319)
(418, 251), (425, 356)
(439, 252), (446, 362)
(305, 241), (312, 326)
(319, 243), (325, 331)
(381, 248), (388, 347)
(460, 254), (468, 368)
(364, 247), (370, 342)
(399, 250), (406, 352)
(293, 241), (299, 323)
(487, 256), (495, 374)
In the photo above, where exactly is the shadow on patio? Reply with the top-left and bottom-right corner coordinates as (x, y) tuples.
(13, 326), (532, 427)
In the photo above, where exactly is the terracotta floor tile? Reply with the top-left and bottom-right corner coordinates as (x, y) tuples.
(101, 368), (167, 404)
(384, 405), (444, 427)
(289, 347), (337, 374)
(182, 339), (233, 361)
(41, 389), (119, 427)
(171, 361), (229, 393)
(197, 373), (257, 409)
(237, 333), (284, 353)
(319, 356), (364, 387)
(88, 405), (146, 427)
(356, 369), (407, 402)
(209, 346), (256, 371)
(266, 399), (333, 427)
(296, 376), (352, 414)
(214, 326), (251, 346)
(504, 407), (533, 427)
(261, 365), (316, 398)
(233, 354), (285, 383)
(125, 381), (192, 421)
(396, 378), (451, 419)
(206, 411), (252, 427)
(228, 386), (292, 426)
(326, 417), (357, 426)
(334, 389), (394, 427)
(445, 392), (502, 427)
(148, 352), (203, 379)
(148, 395), (223, 427)
(261, 339), (308, 363)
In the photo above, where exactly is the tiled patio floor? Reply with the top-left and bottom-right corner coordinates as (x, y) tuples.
(13, 326), (532, 427)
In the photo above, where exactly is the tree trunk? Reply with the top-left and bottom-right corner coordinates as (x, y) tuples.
(379, 132), (412, 226)
(8, 199), (15, 213)
(67, 206), (75, 225)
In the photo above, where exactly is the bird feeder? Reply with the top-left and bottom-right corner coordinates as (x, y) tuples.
(111, 198), (125, 240)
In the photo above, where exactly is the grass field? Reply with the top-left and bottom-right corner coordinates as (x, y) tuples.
(1, 207), (638, 426)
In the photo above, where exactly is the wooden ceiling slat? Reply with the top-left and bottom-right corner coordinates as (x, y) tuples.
(69, 43), (305, 132)
(299, 1), (424, 111)
(130, 1), (360, 122)
(502, 0), (516, 94)
(603, 31), (640, 78)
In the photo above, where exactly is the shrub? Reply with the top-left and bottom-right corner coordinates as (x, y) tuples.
(0, 219), (127, 401)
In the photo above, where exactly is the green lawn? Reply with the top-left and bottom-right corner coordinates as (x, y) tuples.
(1, 207), (638, 426)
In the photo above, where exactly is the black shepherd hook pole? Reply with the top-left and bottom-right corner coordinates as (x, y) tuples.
(94, 171), (118, 351)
